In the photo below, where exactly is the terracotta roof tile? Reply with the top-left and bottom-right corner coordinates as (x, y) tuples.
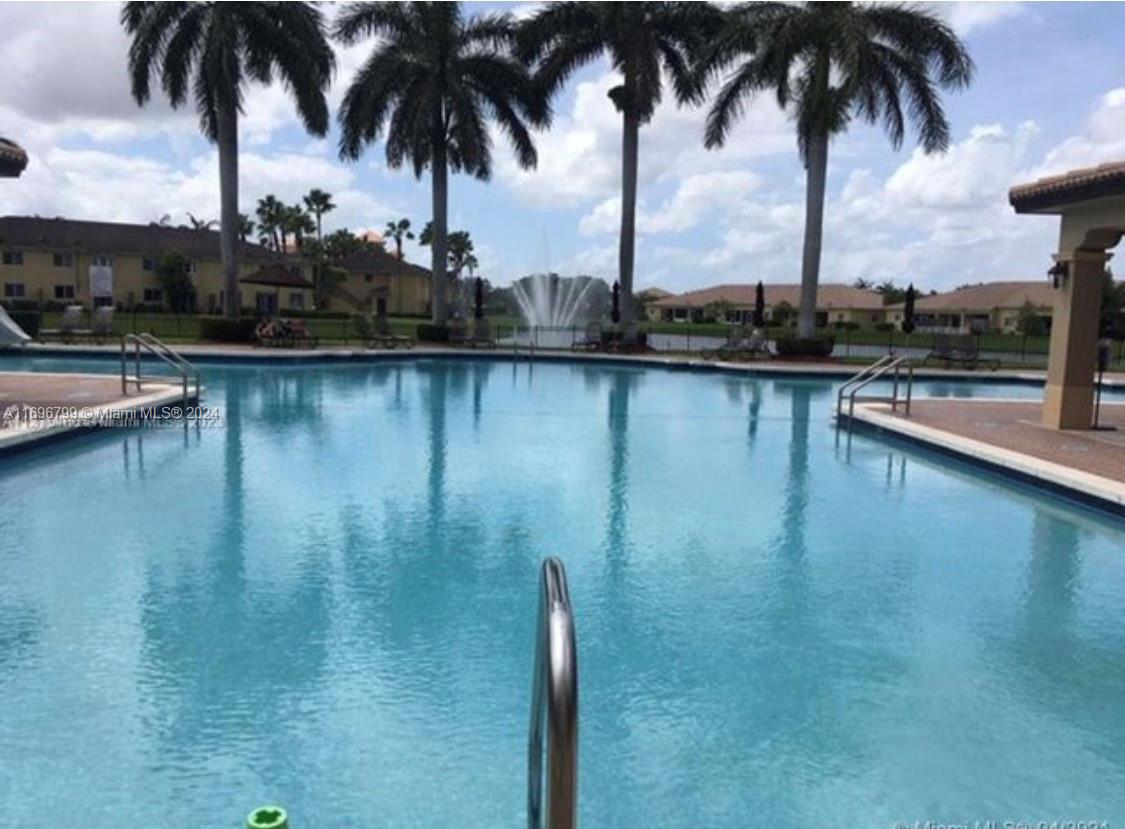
(652, 283), (884, 310)
(886, 281), (1054, 311)
(1009, 160), (1125, 211)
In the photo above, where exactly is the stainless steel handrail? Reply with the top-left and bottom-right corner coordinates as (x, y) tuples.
(837, 355), (913, 421)
(120, 333), (201, 406)
(528, 557), (578, 829)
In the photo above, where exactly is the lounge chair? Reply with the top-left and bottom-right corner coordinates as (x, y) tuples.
(92, 306), (115, 343)
(448, 319), (469, 347)
(286, 318), (319, 349)
(255, 317), (291, 347)
(573, 321), (603, 352)
(41, 305), (91, 344)
(374, 314), (413, 348)
(925, 333), (997, 370)
(469, 317), (496, 349)
(705, 326), (771, 361)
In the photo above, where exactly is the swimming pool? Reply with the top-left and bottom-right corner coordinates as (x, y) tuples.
(1, 356), (1123, 827)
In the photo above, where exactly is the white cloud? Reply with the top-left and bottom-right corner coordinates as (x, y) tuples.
(937, 2), (1026, 36)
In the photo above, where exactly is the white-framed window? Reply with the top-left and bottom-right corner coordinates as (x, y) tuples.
(92, 254), (113, 267)
(2, 250), (23, 266)
(673, 307), (687, 322)
(4, 282), (26, 297)
(143, 288), (163, 303)
(54, 284), (75, 300)
(288, 292), (305, 309)
(53, 253), (74, 268)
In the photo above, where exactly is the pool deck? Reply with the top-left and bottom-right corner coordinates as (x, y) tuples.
(10, 340), (1125, 386)
(845, 398), (1125, 515)
(0, 371), (198, 454)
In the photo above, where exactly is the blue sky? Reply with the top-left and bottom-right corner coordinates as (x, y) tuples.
(4, 2), (1125, 293)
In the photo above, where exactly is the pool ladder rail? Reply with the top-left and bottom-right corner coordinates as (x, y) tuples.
(120, 333), (201, 407)
(528, 557), (579, 829)
(836, 354), (914, 423)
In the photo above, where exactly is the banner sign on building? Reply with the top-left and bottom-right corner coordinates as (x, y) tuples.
(89, 263), (113, 298)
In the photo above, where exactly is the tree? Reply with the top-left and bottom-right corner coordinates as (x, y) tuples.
(155, 250), (196, 312)
(447, 231), (477, 279)
(282, 203), (315, 252)
(901, 283), (916, 334)
(384, 218), (414, 262)
(302, 189), (335, 306)
(123, 2), (334, 317)
(876, 279), (905, 306)
(336, 2), (548, 325)
(520, 2), (722, 326)
(1016, 300), (1046, 337)
(238, 213), (255, 243)
(853, 277), (874, 290)
(700, 2), (972, 338)
(187, 213), (216, 231)
(256, 195), (285, 251)
(704, 299), (735, 324)
(753, 280), (765, 327)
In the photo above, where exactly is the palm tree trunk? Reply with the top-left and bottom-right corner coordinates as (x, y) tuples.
(216, 101), (239, 319)
(618, 108), (640, 326)
(431, 140), (449, 325)
(798, 127), (829, 339)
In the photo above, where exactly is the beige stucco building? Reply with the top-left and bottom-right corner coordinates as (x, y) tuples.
(649, 283), (885, 326)
(0, 215), (433, 316)
(885, 281), (1055, 334)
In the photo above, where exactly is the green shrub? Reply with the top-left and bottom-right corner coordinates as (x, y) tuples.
(8, 309), (40, 339)
(775, 334), (835, 358)
(417, 323), (449, 342)
(1, 298), (40, 312)
(873, 322), (894, 332)
(284, 308), (350, 319)
(199, 316), (257, 343)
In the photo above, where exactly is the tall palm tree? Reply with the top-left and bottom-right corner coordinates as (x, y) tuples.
(519, 2), (722, 325)
(122, 2), (334, 318)
(335, 2), (549, 325)
(700, 1), (973, 337)
(303, 189), (335, 305)
(384, 218), (414, 262)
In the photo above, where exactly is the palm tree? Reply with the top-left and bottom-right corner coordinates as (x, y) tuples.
(256, 195), (284, 251)
(700, 1), (972, 338)
(122, 2), (334, 317)
(519, 2), (723, 325)
(384, 218), (414, 262)
(283, 203), (315, 252)
(335, 2), (549, 325)
(187, 212), (217, 231)
(447, 230), (476, 280)
(303, 189), (335, 305)
(238, 213), (256, 243)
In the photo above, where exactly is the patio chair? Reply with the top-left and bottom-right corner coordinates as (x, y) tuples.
(41, 305), (91, 344)
(448, 318), (469, 347)
(255, 317), (292, 347)
(286, 318), (319, 349)
(573, 320), (603, 352)
(374, 313), (413, 349)
(91, 306), (115, 343)
(469, 317), (496, 349)
(924, 333), (955, 367)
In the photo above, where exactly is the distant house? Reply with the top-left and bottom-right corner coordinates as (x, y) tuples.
(885, 281), (1055, 334)
(331, 247), (432, 316)
(649, 283), (885, 327)
(0, 215), (307, 313)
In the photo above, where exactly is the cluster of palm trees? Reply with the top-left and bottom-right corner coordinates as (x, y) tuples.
(123, 1), (972, 328)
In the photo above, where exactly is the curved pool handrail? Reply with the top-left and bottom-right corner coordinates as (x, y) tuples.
(528, 557), (578, 829)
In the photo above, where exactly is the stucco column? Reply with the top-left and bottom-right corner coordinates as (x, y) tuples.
(1042, 249), (1106, 429)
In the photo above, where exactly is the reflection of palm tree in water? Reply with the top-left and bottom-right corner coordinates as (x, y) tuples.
(138, 371), (333, 765)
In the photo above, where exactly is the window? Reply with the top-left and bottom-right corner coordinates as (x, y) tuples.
(288, 292), (305, 309)
(4, 282), (26, 298)
(54, 285), (75, 300)
(187, 260), (197, 275)
(143, 288), (163, 303)
(364, 273), (374, 283)
(2, 251), (23, 266)
(142, 257), (154, 272)
(92, 254), (113, 267)
(53, 253), (74, 268)
(289, 265), (301, 277)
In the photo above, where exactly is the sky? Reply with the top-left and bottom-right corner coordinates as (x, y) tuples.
(3, 2), (1125, 294)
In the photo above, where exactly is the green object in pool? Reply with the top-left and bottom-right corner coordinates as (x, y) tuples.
(246, 805), (288, 829)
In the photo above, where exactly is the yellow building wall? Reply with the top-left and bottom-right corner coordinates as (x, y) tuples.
(330, 270), (431, 315)
(0, 247), (310, 312)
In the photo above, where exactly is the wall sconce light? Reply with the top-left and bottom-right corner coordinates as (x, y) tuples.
(1047, 260), (1068, 289)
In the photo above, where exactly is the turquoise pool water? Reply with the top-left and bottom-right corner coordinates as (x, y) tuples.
(1, 356), (1123, 827)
